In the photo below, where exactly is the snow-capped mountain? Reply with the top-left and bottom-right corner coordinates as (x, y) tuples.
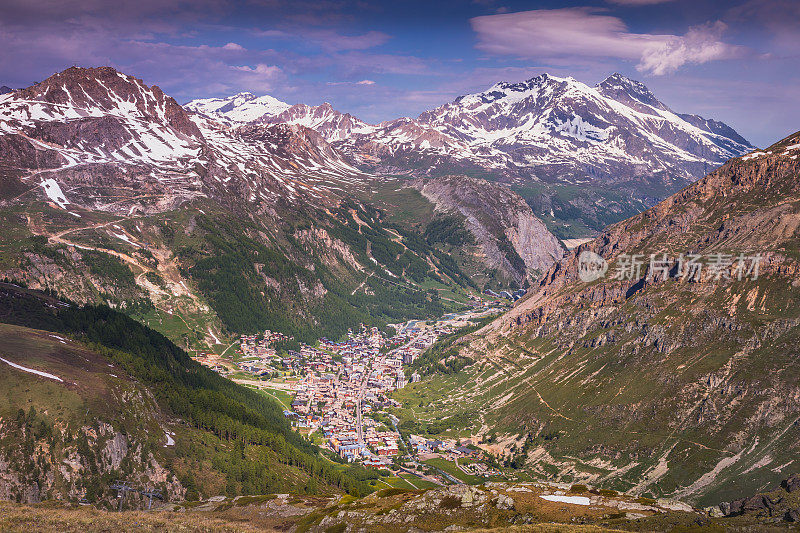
(189, 73), (754, 190)
(0, 67), (369, 216)
(414, 73), (754, 184)
(261, 103), (374, 142)
(184, 92), (291, 124)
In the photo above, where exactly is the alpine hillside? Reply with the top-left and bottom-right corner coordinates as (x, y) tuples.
(392, 130), (800, 506)
(0, 283), (380, 505)
(412, 175), (564, 285)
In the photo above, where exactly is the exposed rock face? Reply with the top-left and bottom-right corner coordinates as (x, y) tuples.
(0, 407), (183, 505)
(413, 175), (564, 283)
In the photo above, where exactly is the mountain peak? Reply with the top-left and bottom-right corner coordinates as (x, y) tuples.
(596, 72), (664, 110)
(185, 91), (290, 123)
(599, 72), (634, 85)
(9, 66), (201, 139)
(452, 73), (586, 108)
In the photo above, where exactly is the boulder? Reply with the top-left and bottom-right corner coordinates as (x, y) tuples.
(782, 473), (800, 493)
(727, 495), (782, 517)
(495, 494), (515, 510)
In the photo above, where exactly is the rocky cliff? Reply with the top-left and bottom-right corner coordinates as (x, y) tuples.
(412, 175), (564, 284)
(0, 319), (184, 505)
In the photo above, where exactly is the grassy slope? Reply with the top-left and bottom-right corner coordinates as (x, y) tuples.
(0, 192), (475, 349)
(391, 274), (800, 505)
(0, 284), (380, 502)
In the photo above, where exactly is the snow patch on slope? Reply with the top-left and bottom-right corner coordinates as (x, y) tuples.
(0, 356), (63, 382)
(41, 178), (70, 208)
(540, 495), (591, 505)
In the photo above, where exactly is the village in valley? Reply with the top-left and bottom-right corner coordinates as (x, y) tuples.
(192, 302), (508, 487)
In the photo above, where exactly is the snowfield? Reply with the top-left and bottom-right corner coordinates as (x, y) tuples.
(0, 356), (64, 382)
(539, 495), (591, 505)
(40, 178), (70, 209)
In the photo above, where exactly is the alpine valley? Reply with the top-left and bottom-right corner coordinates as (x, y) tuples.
(2, 62), (800, 533)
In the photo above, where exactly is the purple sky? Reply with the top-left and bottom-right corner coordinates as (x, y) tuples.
(1, 0), (798, 146)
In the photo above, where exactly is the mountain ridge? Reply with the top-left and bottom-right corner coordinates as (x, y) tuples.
(188, 72), (755, 188)
(187, 72), (756, 239)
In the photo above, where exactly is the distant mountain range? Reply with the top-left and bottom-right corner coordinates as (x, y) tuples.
(0, 66), (370, 216)
(186, 73), (754, 189)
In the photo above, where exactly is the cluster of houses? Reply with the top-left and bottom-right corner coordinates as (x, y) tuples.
(231, 329), (298, 375)
(238, 330), (292, 357)
(409, 435), (478, 457)
(483, 288), (527, 301)
(195, 310), (502, 471)
(408, 435), (501, 476)
(326, 430), (401, 467)
(275, 324), (452, 465)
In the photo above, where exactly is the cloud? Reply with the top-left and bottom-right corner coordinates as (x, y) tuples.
(307, 30), (391, 52)
(324, 51), (428, 76)
(470, 8), (740, 75)
(638, 21), (740, 75)
(222, 42), (245, 51)
(0, 0), (226, 29)
(326, 79), (376, 86)
(727, 0), (800, 50)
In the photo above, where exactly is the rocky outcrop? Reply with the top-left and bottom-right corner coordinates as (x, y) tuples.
(714, 473), (800, 523)
(783, 473), (800, 493)
(413, 175), (564, 283)
(0, 418), (183, 505)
